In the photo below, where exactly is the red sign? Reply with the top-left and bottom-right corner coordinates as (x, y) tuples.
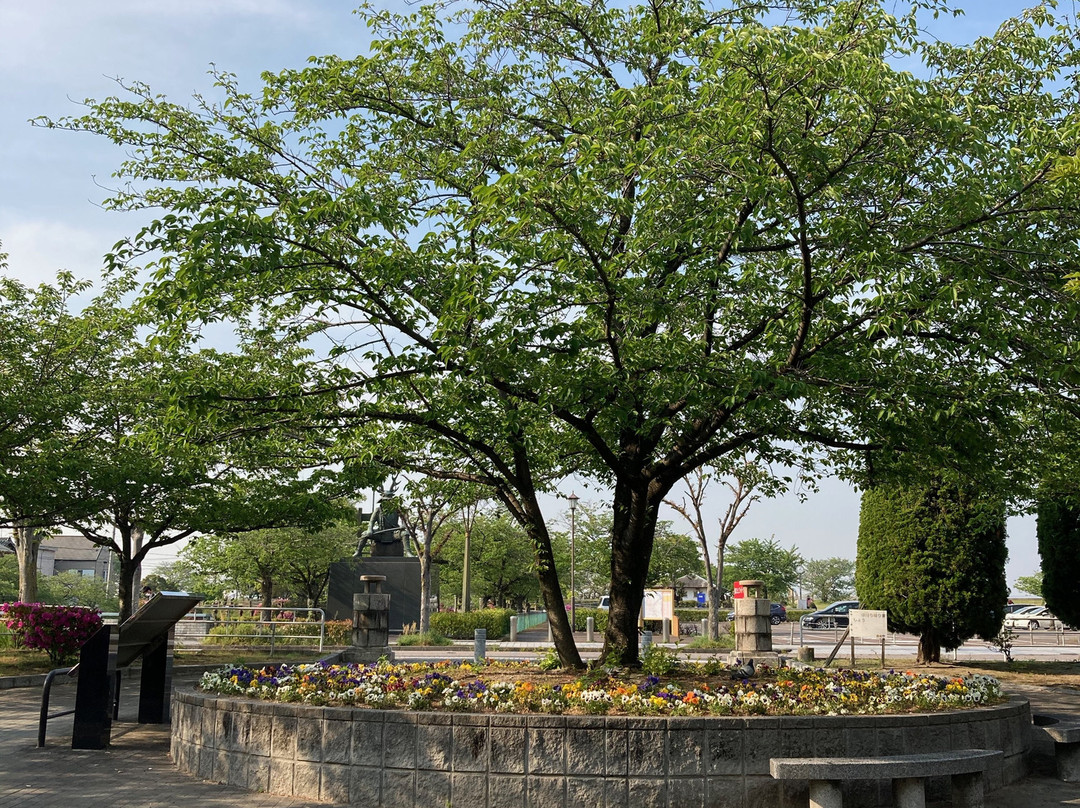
(732, 582), (746, 599)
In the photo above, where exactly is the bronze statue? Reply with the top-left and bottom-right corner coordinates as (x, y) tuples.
(353, 478), (404, 557)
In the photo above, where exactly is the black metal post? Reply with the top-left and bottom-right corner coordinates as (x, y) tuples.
(72, 625), (118, 749)
(138, 629), (174, 723)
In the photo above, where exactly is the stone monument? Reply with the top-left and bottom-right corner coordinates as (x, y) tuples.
(326, 479), (423, 631)
(341, 574), (392, 664)
(729, 579), (783, 668)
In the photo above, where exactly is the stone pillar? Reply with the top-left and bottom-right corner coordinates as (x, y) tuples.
(344, 575), (391, 664)
(729, 579), (781, 668)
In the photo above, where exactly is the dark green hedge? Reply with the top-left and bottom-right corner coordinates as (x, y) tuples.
(429, 608), (513, 639)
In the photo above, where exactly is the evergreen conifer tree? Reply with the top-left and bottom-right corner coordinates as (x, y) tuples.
(856, 479), (1007, 663)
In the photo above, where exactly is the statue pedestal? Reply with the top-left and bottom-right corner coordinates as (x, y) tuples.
(327, 557), (422, 632)
(341, 575), (392, 664)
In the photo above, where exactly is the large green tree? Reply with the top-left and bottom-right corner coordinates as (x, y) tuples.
(802, 557), (856, 605)
(722, 537), (803, 603)
(44, 0), (1080, 664)
(0, 265), (129, 603)
(437, 511), (544, 609)
(184, 517), (354, 611)
(856, 478), (1008, 663)
(1035, 497), (1080, 629)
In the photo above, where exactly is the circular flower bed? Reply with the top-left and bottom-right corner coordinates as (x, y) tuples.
(199, 659), (1004, 717)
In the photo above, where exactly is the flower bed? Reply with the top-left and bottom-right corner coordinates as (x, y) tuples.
(199, 658), (1003, 717)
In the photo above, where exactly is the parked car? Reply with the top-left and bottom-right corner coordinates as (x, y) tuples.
(800, 600), (860, 629)
(596, 596), (610, 611)
(1003, 606), (1059, 631)
(727, 602), (787, 625)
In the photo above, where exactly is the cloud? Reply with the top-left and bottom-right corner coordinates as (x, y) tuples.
(0, 216), (112, 287)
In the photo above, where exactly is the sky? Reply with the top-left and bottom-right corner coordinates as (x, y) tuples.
(0, 1), (1056, 589)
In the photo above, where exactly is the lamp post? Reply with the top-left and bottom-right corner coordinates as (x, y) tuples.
(568, 492), (579, 633)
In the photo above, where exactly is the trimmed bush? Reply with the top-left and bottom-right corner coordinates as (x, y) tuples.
(206, 619), (327, 647)
(430, 608), (513, 639)
(572, 608), (607, 632)
(325, 620), (351, 646)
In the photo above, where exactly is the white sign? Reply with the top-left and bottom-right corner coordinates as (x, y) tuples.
(849, 609), (888, 639)
(641, 589), (675, 621)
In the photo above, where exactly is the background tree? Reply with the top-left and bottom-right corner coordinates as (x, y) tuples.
(1013, 572), (1045, 599)
(438, 511), (542, 609)
(47, 0), (1080, 664)
(185, 518), (353, 613)
(284, 519), (357, 607)
(396, 479), (480, 632)
(554, 501), (614, 603)
(0, 265), (124, 603)
(666, 460), (782, 638)
(856, 478), (1008, 663)
(645, 524), (705, 591)
(0, 554), (18, 602)
(722, 538), (803, 603)
(143, 557), (220, 600)
(802, 557), (856, 605)
(1036, 496), (1080, 629)
(38, 571), (119, 613)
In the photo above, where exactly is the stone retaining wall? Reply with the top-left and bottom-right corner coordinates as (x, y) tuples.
(171, 689), (1030, 808)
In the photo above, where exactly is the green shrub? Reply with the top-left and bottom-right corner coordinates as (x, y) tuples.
(397, 631), (452, 646)
(206, 620), (327, 646)
(572, 608), (607, 632)
(674, 607), (708, 623)
(325, 620), (351, 646)
(429, 608), (512, 639)
(641, 642), (679, 676)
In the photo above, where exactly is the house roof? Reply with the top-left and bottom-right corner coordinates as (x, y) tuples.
(41, 534), (108, 563)
(675, 573), (710, 588)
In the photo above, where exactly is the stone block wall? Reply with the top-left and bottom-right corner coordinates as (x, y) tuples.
(171, 690), (1030, 807)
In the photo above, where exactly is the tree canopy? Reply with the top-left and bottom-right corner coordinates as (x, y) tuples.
(722, 537), (803, 602)
(802, 557), (856, 604)
(43, 0), (1080, 663)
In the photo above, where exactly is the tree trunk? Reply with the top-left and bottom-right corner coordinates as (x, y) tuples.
(511, 493), (581, 669)
(13, 524), (44, 603)
(117, 555), (139, 622)
(603, 479), (663, 666)
(130, 525), (145, 601)
(260, 570), (274, 621)
(917, 632), (941, 664)
(419, 543), (432, 634)
(461, 521), (472, 613)
(494, 441), (581, 668)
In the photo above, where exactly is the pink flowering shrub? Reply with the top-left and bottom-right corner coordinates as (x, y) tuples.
(0, 602), (103, 665)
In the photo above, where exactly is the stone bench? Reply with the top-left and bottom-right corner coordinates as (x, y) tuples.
(770, 749), (1002, 808)
(1033, 715), (1080, 782)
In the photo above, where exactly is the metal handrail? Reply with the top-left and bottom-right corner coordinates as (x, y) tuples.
(38, 665), (76, 747)
(181, 606), (327, 652)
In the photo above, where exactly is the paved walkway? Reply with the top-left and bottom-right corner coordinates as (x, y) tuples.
(0, 669), (1077, 807)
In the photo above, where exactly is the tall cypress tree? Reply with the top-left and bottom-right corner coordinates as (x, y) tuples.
(1035, 497), (1080, 630)
(856, 479), (1008, 663)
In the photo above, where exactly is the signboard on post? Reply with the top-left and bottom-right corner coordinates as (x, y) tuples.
(849, 609), (888, 639)
(641, 589), (675, 620)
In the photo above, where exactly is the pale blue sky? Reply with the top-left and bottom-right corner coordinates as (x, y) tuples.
(0, 1), (1056, 587)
